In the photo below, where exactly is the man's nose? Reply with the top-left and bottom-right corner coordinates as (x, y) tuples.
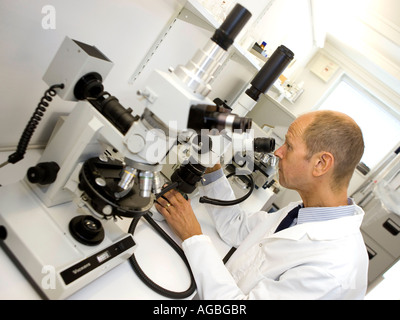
(274, 146), (283, 159)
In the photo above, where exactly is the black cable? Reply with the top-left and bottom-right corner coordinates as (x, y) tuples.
(127, 173), (254, 297)
(199, 174), (255, 206)
(1, 84), (64, 168)
(155, 181), (179, 199)
(128, 213), (196, 299)
(223, 247), (237, 264)
(127, 186), (196, 299)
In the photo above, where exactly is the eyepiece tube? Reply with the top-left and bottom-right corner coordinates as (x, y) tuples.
(100, 96), (136, 135)
(212, 3), (252, 51)
(187, 104), (252, 132)
(74, 72), (136, 134)
(254, 138), (276, 153)
(246, 45), (294, 102)
(171, 163), (206, 194)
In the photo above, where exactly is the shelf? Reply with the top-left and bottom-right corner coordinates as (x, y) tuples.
(230, 42), (261, 71)
(129, 0), (261, 84)
(183, 0), (220, 30)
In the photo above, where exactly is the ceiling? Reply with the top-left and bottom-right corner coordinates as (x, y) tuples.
(313, 0), (400, 96)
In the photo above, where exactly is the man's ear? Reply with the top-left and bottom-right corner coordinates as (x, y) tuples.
(312, 152), (334, 177)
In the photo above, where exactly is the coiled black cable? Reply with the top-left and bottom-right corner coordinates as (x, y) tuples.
(127, 182), (196, 299)
(127, 171), (254, 297)
(3, 84), (64, 166)
(128, 213), (196, 299)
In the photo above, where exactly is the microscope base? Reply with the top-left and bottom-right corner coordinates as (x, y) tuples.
(0, 181), (135, 300)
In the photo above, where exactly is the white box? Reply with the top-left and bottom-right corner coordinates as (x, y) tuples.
(43, 37), (114, 101)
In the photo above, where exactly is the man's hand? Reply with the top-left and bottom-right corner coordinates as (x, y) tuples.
(205, 163), (221, 174)
(155, 189), (202, 241)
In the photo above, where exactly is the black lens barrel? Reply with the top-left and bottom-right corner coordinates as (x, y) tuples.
(254, 137), (276, 153)
(188, 104), (252, 132)
(100, 96), (136, 134)
(246, 45), (294, 102)
(74, 73), (136, 135)
(211, 4), (252, 50)
(171, 163), (206, 194)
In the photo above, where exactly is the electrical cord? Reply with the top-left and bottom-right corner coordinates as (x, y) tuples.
(128, 172), (254, 297)
(199, 173), (255, 206)
(0, 84), (64, 169)
(155, 181), (179, 199)
(127, 182), (196, 299)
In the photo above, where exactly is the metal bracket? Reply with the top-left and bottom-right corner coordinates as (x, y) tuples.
(128, 9), (181, 84)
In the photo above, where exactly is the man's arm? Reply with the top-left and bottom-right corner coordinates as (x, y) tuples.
(182, 236), (342, 300)
(199, 166), (266, 247)
(156, 163), (269, 248)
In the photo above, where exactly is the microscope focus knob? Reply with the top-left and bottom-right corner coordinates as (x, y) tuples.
(69, 215), (105, 246)
(27, 162), (60, 185)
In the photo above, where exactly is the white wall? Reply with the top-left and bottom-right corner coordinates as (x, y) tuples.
(0, 0), (185, 149)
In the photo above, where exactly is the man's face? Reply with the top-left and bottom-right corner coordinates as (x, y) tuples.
(274, 116), (314, 192)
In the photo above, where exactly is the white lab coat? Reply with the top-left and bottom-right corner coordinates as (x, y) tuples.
(182, 174), (369, 300)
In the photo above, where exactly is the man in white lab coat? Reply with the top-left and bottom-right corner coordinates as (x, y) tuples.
(156, 110), (369, 300)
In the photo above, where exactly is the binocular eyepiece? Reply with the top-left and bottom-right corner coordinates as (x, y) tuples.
(187, 104), (252, 132)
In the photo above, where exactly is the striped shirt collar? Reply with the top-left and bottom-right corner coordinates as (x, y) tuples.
(296, 198), (356, 225)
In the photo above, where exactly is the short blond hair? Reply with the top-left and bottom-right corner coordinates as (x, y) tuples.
(303, 111), (365, 190)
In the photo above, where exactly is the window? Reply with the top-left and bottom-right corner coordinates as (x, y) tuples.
(317, 77), (400, 171)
